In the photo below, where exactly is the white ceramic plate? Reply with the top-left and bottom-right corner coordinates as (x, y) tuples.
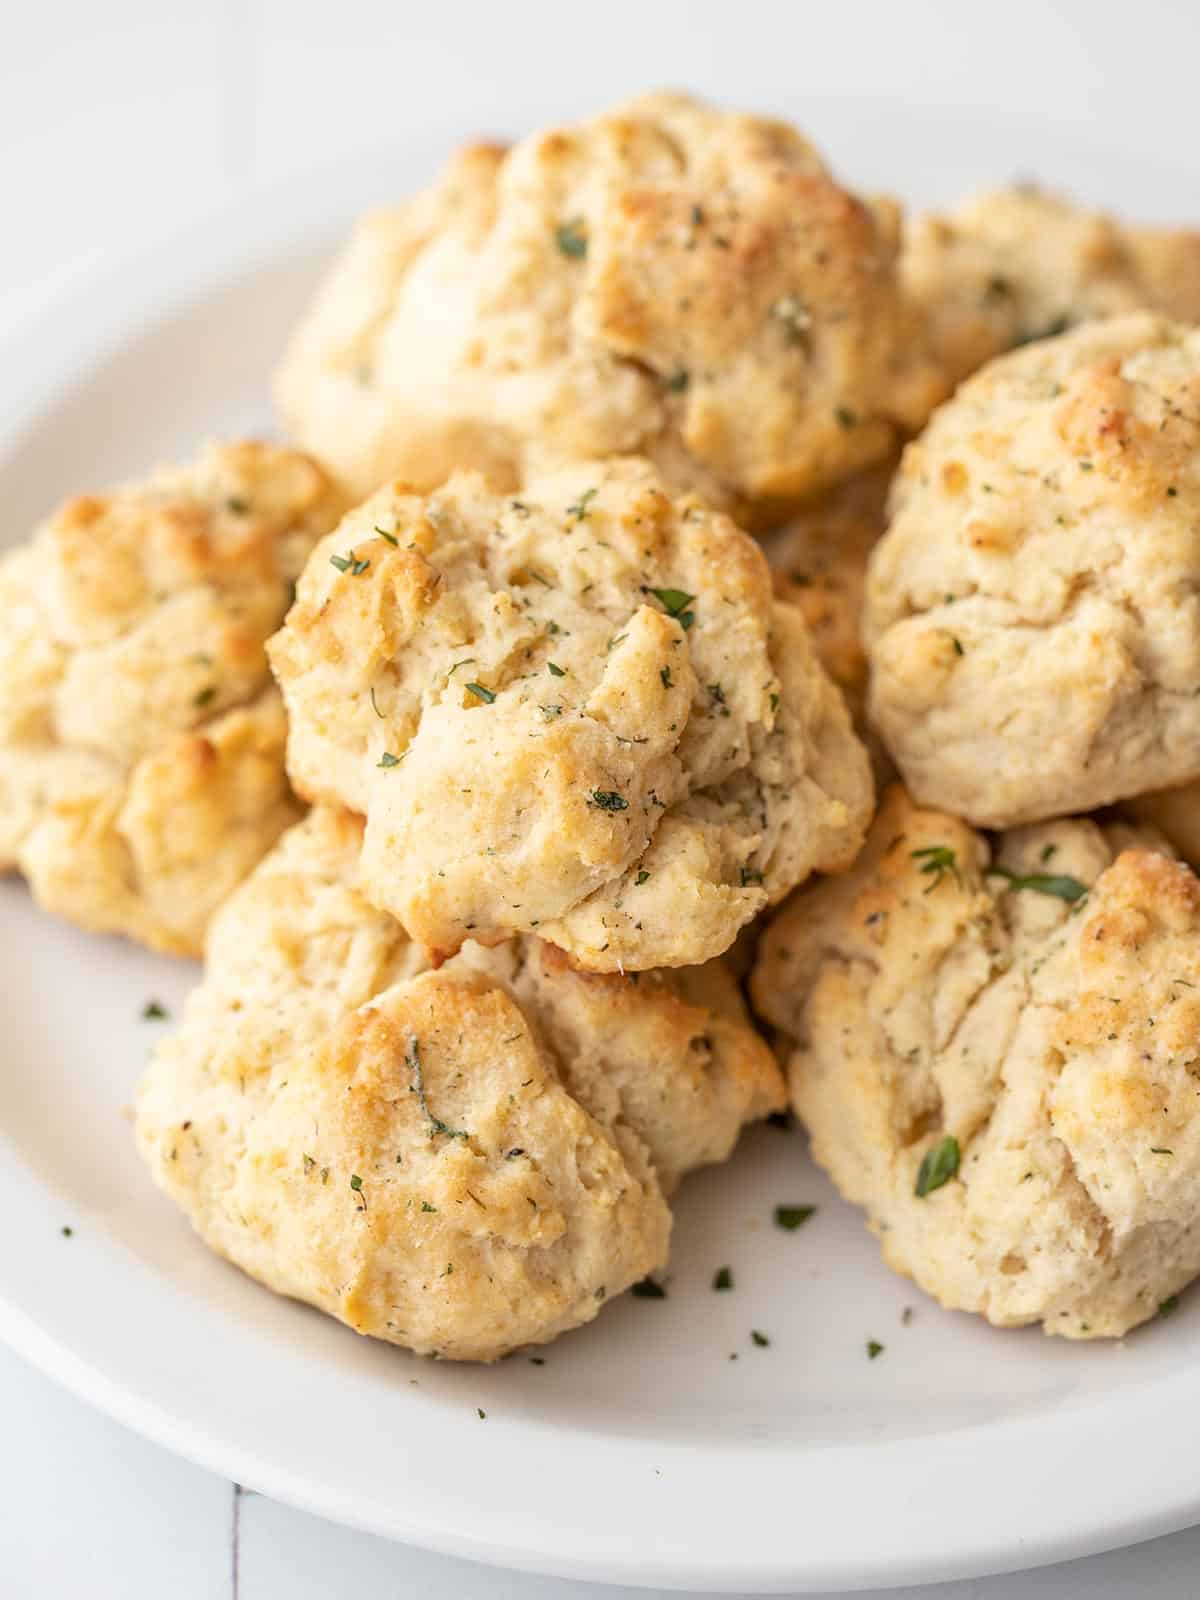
(2, 105), (1199, 1595)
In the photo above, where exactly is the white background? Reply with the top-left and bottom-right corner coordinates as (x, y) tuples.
(3, 4), (1200, 1595)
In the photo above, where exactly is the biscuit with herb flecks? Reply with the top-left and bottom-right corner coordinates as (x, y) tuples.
(275, 91), (938, 522)
(0, 441), (344, 954)
(268, 458), (872, 969)
(867, 314), (1200, 826)
(136, 807), (784, 1361)
(903, 184), (1200, 394)
(752, 785), (1200, 1339)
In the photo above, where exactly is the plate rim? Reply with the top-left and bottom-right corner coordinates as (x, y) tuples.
(2, 124), (1200, 1595)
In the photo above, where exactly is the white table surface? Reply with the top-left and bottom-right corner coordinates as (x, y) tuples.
(4, 4), (1200, 1594)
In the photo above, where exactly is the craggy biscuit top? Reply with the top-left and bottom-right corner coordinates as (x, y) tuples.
(0, 441), (344, 953)
(866, 314), (1200, 826)
(136, 807), (783, 1361)
(275, 91), (937, 516)
(903, 184), (1200, 394)
(270, 458), (872, 968)
(752, 785), (1200, 1338)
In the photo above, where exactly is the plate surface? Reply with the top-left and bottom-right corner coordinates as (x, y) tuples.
(1, 107), (1199, 1595)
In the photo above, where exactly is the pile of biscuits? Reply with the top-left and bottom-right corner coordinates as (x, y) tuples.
(9, 92), (1200, 1359)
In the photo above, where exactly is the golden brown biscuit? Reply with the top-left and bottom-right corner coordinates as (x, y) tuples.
(866, 313), (1200, 827)
(275, 92), (936, 519)
(0, 442), (344, 953)
(269, 458), (873, 969)
(1122, 781), (1200, 868)
(136, 807), (783, 1361)
(904, 184), (1200, 394)
(751, 785), (1200, 1339)
(761, 461), (896, 785)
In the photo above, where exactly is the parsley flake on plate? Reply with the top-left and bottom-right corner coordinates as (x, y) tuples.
(631, 1277), (667, 1299)
(774, 1204), (816, 1232)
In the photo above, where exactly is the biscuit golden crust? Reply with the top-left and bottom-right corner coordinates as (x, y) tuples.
(1123, 781), (1200, 868)
(903, 185), (1200, 395)
(269, 459), (872, 969)
(866, 313), (1200, 827)
(275, 92), (933, 517)
(0, 442), (344, 953)
(136, 808), (783, 1361)
(761, 462), (895, 786)
(751, 786), (1200, 1339)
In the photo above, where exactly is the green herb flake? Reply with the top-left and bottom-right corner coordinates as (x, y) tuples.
(421, 1201), (438, 1213)
(660, 666), (673, 689)
(141, 1000), (168, 1021)
(193, 684), (217, 708)
(774, 1204), (816, 1232)
(911, 845), (960, 892)
(1160, 1295), (1181, 1319)
(713, 1266), (734, 1291)
(646, 586), (697, 624)
(915, 1135), (960, 1198)
(374, 525), (399, 546)
(590, 789), (629, 812)
(769, 692), (780, 713)
(61, 1225), (73, 1238)
(1151, 1147), (1175, 1156)
(566, 487), (597, 523)
(750, 1329), (770, 1348)
(377, 751), (402, 768)
(740, 867), (764, 887)
(477, 1407), (487, 1419)
(225, 496), (250, 515)
(547, 661), (566, 677)
(635, 870), (651, 886)
(867, 1340), (884, 1360)
(665, 368), (689, 392)
(632, 1277), (667, 1299)
(350, 1174), (363, 1192)
(834, 406), (857, 429)
(370, 686), (385, 719)
(986, 866), (1087, 903)
(407, 1037), (469, 1140)
(329, 550), (370, 576)
(555, 220), (588, 259)
(465, 681), (497, 704)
